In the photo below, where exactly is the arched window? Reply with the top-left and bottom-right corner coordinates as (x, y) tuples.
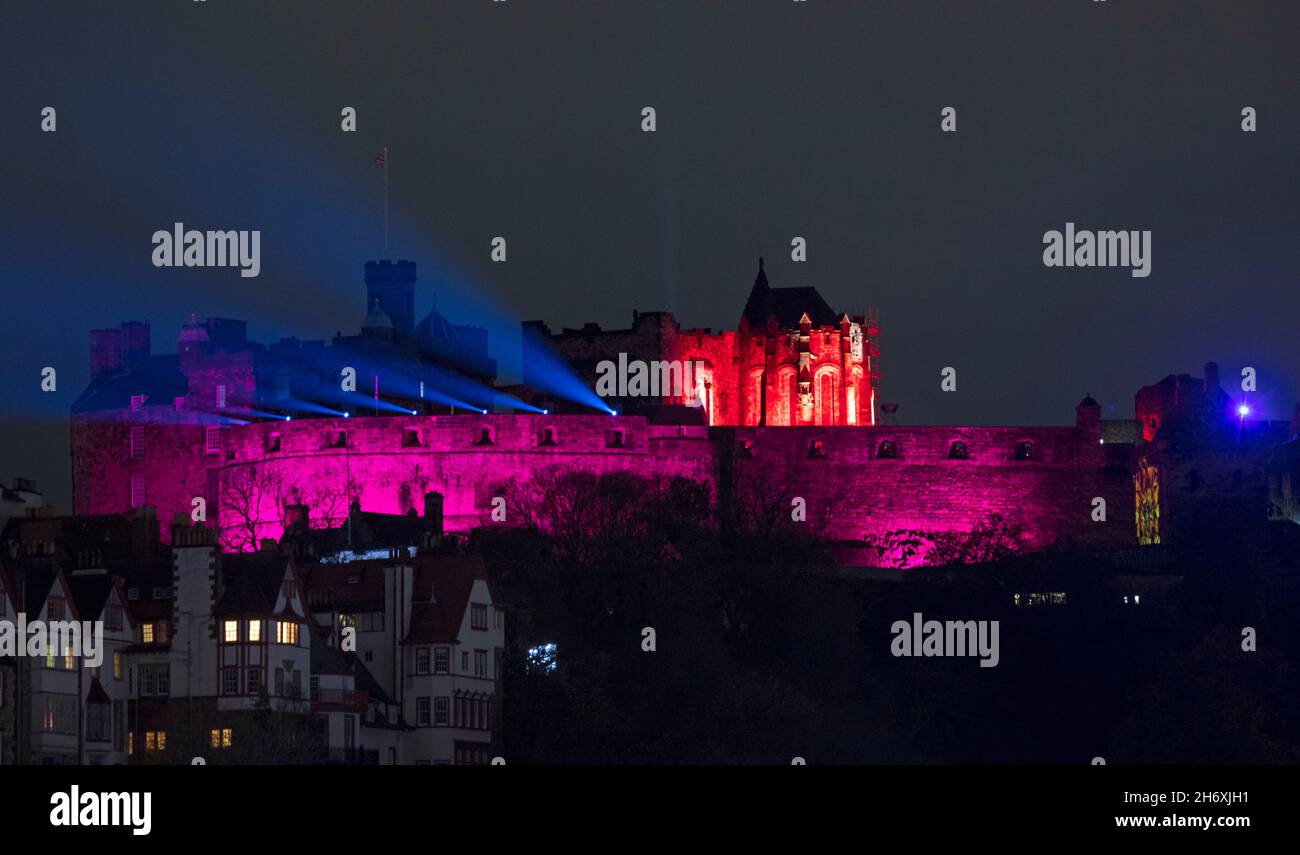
(776, 366), (797, 426)
(948, 440), (969, 460)
(877, 440), (897, 459)
(745, 368), (765, 426)
(814, 367), (840, 426)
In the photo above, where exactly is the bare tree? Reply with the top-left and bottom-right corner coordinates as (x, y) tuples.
(219, 466), (286, 552)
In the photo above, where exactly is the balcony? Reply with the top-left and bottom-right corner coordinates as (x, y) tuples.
(311, 688), (369, 713)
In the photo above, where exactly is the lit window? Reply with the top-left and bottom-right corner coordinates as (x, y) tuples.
(128, 732), (134, 755)
(113, 652), (123, 680)
(276, 621), (299, 646)
(223, 620), (238, 642)
(210, 729), (221, 749)
(205, 426), (221, 454)
(222, 728), (232, 748)
(248, 620), (261, 642)
(142, 623), (154, 644)
(64, 644), (75, 670)
(145, 731), (156, 751)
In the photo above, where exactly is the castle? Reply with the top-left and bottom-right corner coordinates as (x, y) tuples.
(522, 258), (880, 426)
(70, 259), (1300, 566)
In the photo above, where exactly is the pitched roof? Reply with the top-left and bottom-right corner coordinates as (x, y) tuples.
(71, 354), (188, 414)
(298, 559), (388, 612)
(215, 552), (293, 616)
(402, 554), (492, 645)
(310, 625), (355, 676)
(66, 573), (114, 622)
(740, 258), (839, 329)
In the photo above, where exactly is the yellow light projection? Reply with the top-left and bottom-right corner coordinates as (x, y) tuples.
(1134, 457), (1161, 545)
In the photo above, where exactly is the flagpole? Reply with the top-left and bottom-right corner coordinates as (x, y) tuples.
(383, 145), (389, 252)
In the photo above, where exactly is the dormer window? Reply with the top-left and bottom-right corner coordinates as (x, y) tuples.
(130, 394), (146, 412)
(326, 430), (347, 449)
(877, 440), (898, 459)
(402, 428), (421, 447)
(539, 428), (557, 447)
(808, 440), (827, 459)
(606, 429), (625, 449)
(948, 441), (969, 460)
(1014, 441), (1033, 461)
(474, 427), (494, 446)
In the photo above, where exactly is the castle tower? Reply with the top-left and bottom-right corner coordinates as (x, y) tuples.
(1076, 393), (1102, 441)
(364, 259), (416, 337)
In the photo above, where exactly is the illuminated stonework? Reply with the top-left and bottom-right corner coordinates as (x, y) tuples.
(1134, 457), (1161, 545)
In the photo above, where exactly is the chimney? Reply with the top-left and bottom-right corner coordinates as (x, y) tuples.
(424, 491), (444, 538)
(285, 504), (309, 533)
(171, 513), (215, 547)
(1203, 361), (1220, 392)
(1075, 394), (1102, 441)
(120, 321), (151, 370)
(90, 329), (123, 378)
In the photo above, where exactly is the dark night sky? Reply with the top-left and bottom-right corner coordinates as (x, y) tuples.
(1, 1), (1296, 511)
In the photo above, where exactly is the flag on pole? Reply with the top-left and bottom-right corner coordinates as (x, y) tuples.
(374, 149), (386, 166)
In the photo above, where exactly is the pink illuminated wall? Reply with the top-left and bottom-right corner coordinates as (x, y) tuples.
(73, 411), (1135, 564)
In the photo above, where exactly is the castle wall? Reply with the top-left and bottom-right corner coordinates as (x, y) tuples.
(718, 425), (1133, 559)
(74, 410), (1134, 565)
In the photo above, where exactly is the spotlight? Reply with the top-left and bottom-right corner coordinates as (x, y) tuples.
(1238, 404), (1251, 417)
(610, 409), (619, 417)
(343, 411), (350, 419)
(285, 415), (292, 421)
(410, 409), (419, 416)
(542, 409), (549, 415)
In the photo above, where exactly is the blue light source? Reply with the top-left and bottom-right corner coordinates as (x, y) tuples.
(1238, 404), (1251, 417)
(343, 411), (350, 418)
